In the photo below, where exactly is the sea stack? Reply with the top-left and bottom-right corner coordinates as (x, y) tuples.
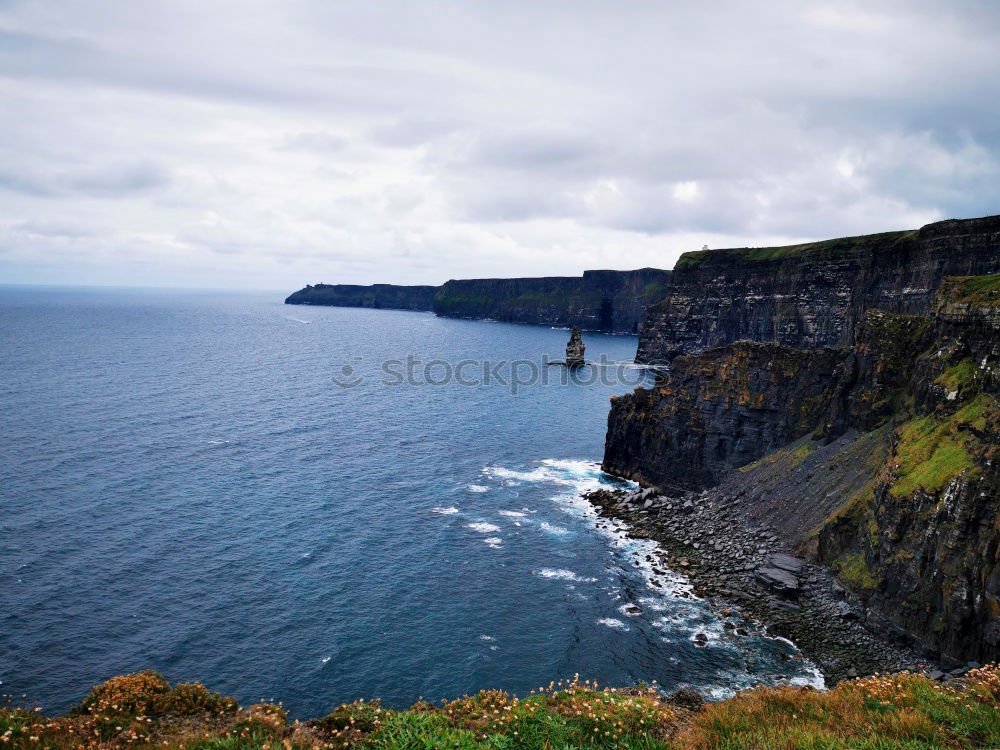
(565, 326), (585, 367)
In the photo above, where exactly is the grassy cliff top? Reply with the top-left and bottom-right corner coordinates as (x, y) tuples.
(673, 229), (918, 271)
(939, 273), (1000, 307)
(4, 668), (999, 749)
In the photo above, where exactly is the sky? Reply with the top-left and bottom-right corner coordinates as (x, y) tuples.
(1, 1), (998, 290)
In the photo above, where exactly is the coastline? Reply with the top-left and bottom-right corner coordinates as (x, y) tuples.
(583, 485), (931, 686)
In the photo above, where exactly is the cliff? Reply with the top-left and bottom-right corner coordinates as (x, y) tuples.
(602, 343), (847, 492)
(636, 215), (1000, 364)
(809, 276), (1000, 663)
(603, 273), (1000, 663)
(285, 269), (671, 333)
(433, 268), (670, 333)
(284, 283), (438, 311)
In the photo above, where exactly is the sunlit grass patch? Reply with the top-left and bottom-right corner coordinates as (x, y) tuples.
(677, 670), (1000, 749)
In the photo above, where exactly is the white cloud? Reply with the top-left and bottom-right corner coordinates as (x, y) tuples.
(0, 0), (998, 289)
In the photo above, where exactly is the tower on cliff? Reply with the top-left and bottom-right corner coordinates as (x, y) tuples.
(565, 326), (585, 367)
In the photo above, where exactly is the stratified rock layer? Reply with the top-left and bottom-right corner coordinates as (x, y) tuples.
(433, 268), (670, 333)
(636, 215), (1000, 364)
(602, 343), (847, 491)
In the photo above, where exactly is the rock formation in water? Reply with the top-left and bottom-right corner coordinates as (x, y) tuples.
(603, 267), (1000, 663)
(565, 326), (585, 367)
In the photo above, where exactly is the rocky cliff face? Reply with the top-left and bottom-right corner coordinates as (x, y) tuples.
(810, 276), (1000, 663)
(284, 283), (438, 311)
(602, 343), (847, 492)
(433, 268), (670, 333)
(603, 271), (1000, 663)
(286, 268), (670, 333)
(636, 215), (1000, 364)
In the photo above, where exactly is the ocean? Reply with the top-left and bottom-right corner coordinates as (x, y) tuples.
(0, 286), (820, 717)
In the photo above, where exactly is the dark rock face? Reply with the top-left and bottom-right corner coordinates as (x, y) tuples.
(433, 268), (671, 333)
(285, 268), (671, 333)
(810, 282), (1000, 664)
(284, 283), (438, 311)
(602, 342), (847, 492)
(636, 215), (1000, 364)
(603, 272), (1000, 663)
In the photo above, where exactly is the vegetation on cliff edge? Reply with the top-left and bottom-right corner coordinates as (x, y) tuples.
(4, 668), (1000, 749)
(673, 229), (918, 271)
(887, 393), (997, 499)
(940, 273), (1000, 307)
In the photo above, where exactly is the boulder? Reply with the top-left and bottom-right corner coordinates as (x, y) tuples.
(756, 566), (799, 599)
(767, 554), (805, 574)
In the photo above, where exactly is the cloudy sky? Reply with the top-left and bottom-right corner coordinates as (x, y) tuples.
(1, 1), (998, 289)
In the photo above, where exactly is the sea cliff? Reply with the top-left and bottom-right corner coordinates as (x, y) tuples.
(284, 283), (438, 311)
(635, 215), (1000, 364)
(602, 272), (1000, 665)
(433, 268), (670, 333)
(285, 268), (670, 333)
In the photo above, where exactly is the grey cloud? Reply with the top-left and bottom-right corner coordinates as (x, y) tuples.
(0, 161), (169, 198)
(368, 116), (460, 148)
(1, 0), (999, 288)
(68, 162), (170, 196)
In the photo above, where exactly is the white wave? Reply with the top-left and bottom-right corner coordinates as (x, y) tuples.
(484, 537), (503, 548)
(466, 522), (501, 533)
(284, 316), (311, 324)
(431, 506), (459, 515)
(498, 510), (526, 518)
(618, 603), (642, 617)
(597, 617), (630, 631)
(467, 484), (488, 493)
(479, 634), (495, 641)
(321, 656), (331, 664)
(480, 457), (825, 698)
(786, 663), (827, 690)
(536, 568), (597, 583)
(539, 521), (569, 536)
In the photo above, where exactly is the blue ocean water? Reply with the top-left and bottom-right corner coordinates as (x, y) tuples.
(0, 286), (820, 717)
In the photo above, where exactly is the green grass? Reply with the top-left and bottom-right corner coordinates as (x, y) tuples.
(835, 552), (877, 591)
(4, 669), (999, 749)
(941, 273), (1000, 307)
(673, 230), (918, 271)
(737, 441), (815, 473)
(886, 393), (998, 498)
(934, 359), (979, 393)
(675, 670), (1000, 748)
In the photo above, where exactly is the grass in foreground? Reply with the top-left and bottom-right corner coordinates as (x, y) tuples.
(2, 668), (998, 749)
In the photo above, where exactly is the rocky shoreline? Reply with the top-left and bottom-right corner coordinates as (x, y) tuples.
(583, 485), (983, 687)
